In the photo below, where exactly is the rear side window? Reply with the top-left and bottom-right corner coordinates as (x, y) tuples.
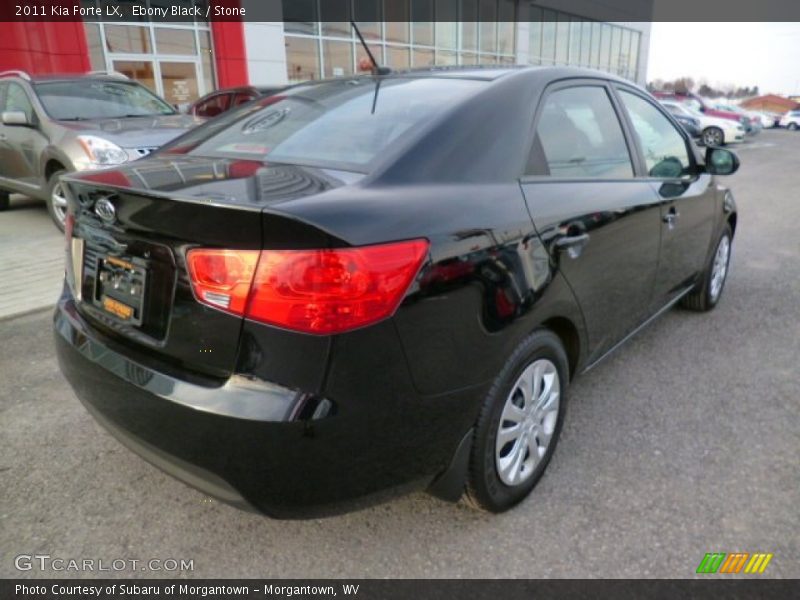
(194, 93), (232, 117)
(529, 86), (633, 178)
(233, 92), (257, 107)
(618, 90), (692, 179)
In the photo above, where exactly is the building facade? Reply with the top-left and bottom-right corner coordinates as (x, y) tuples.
(0, 1), (651, 105)
(740, 94), (800, 114)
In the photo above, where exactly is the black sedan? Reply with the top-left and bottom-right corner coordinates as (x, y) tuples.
(55, 67), (739, 517)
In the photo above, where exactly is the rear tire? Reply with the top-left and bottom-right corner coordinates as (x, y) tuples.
(46, 169), (68, 232)
(680, 224), (733, 312)
(702, 127), (724, 146)
(789, 122), (799, 131)
(0, 192), (9, 211)
(464, 330), (568, 513)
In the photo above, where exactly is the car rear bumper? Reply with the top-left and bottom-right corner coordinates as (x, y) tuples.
(54, 292), (478, 517)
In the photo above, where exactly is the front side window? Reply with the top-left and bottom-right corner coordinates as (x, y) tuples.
(33, 81), (175, 121)
(530, 86), (633, 178)
(4, 83), (35, 122)
(618, 90), (692, 179)
(683, 97), (704, 113)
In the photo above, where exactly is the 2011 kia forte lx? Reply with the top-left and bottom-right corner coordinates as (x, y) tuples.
(54, 67), (739, 517)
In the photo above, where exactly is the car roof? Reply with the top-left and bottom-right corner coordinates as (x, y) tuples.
(196, 85), (284, 98)
(295, 65), (637, 87)
(211, 86), (258, 94)
(388, 65), (526, 80)
(27, 74), (136, 84)
(254, 85), (288, 93)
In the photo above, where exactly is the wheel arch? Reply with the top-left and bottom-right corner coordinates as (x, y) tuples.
(541, 316), (581, 381)
(727, 211), (738, 238)
(44, 159), (67, 181)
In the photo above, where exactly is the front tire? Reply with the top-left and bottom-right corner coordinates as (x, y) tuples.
(46, 170), (68, 232)
(789, 122), (799, 131)
(465, 330), (569, 513)
(681, 224), (732, 312)
(702, 127), (724, 146)
(0, 191), (9, 211)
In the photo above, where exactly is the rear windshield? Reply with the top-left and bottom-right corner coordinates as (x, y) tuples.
(34, 80), (175, 121)
(159, 77), (485, 172)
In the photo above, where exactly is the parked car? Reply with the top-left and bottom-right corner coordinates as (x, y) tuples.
(653, 91), (751, 132)
(711, 102), (762, 136)
(186, 85), (289, 118)
(779, 110), (800, 130)
(660, 100), (745, 146)
(750, 111), (779, 128)
(669, 112), (702, 139)
(55, 67), (739, 517)
(0, 71), (204, 230)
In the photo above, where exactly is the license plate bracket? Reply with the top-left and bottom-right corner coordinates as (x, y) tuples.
(93, 254), (147, 325)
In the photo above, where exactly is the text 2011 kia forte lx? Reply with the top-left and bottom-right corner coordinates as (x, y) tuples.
(54, 67), (739, 517)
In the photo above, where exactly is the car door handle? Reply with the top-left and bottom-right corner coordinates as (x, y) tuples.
(663, 208), (680, 227)
(554, 233), (590, 259)
(0, 133), (6, 141)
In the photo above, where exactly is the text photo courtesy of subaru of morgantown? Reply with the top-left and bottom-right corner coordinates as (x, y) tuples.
(1, 0), (798, 595)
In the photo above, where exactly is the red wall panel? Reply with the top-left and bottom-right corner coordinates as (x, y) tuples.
(0, 21), (90, 75)
(211, 21), (249, 88)
(0, 15), (247, 89)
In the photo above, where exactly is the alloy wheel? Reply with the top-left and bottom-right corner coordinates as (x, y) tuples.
(703, 128), (723, 146)
(709, 234), (730, 302)
(51, 182), (68, 226)
(495, 358), (560, 486)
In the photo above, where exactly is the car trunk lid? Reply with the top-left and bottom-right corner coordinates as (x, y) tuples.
(62, 157), (354, 380)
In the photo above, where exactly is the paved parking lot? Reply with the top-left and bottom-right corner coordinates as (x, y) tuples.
(1, 130), (798, 579)
(0, 197), (63, 320)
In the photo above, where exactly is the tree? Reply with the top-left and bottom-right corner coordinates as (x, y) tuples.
(697, 83), (715, 97)
(646, 77), (758, 99)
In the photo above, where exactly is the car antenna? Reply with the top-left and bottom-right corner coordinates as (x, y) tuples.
(350, 21), (389, 115)
(350, 21), (391, 77)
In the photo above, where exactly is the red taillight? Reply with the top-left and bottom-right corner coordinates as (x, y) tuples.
(186, 249), (260, 314)
(186, 240), (429, 334)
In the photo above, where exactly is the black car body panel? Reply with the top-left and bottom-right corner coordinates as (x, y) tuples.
(55, 298), (483, 517)
(55, 67), (738, 516)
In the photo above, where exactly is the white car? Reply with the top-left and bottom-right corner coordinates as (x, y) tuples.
(779, 110), (800, 130)
(752, 111), (778, 128)
(660, 101), (745, 146)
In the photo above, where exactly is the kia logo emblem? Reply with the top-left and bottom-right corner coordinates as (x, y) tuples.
(94, 198), (116, 223)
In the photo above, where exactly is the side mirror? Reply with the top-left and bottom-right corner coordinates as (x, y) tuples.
(650, 156), (684, 179)
(706, 147), (739, 176)
(1, 110), (30, 126)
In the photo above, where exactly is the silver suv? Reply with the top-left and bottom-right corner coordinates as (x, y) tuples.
(0, 71), (203, 230)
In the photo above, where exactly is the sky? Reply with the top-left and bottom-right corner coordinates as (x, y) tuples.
(647, 23), (800, 96)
